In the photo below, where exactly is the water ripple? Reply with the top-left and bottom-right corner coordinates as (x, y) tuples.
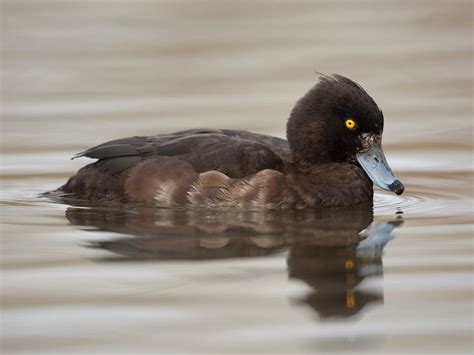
(374, 185), (470, 222)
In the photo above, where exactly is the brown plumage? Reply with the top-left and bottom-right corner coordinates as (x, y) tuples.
(53, 74), (403, 208)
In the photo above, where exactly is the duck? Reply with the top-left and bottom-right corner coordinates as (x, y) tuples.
(54, 74), (404, 208)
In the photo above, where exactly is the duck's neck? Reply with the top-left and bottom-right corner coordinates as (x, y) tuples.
(283, 156), (373, 207)
(286, 155), (334, 172)
(290, 145), (349, 165)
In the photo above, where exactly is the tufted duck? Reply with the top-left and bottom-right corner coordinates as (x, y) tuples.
(54, 74), (404, 208)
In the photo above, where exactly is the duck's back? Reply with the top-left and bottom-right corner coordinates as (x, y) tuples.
(59, 128), (290, 201)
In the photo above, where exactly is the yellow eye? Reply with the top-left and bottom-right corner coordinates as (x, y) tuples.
(345, 119), (356, 129)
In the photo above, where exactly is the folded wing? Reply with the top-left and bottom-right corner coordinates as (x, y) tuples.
(73, 128), (290, 178)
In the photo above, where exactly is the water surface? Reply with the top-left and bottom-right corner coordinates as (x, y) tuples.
(1, 1), (473, 354)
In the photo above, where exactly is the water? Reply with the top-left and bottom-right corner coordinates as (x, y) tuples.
(1, 1), (473, 353)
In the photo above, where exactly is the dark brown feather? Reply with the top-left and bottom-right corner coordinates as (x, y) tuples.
(74, 129), (288, 177)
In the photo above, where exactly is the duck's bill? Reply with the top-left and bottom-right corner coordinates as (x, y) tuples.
(356, 141), (404, 195)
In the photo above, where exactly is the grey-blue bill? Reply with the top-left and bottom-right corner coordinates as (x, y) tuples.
(356, 141), (405, 195)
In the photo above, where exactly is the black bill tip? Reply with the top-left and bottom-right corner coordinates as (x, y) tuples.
(388, 180), (405, 195)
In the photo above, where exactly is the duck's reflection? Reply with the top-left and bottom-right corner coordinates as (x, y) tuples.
(288, 221), (400, 318)
(65, 203), (402, 319)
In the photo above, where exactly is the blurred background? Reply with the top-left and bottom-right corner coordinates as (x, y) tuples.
(3, 1), (472, 157)
(1, 1), (473, 354)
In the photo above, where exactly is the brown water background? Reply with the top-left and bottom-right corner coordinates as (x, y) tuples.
(1, 1), (473, 354)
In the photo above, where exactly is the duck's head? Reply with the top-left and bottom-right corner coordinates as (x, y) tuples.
(287, 74), (404, 195)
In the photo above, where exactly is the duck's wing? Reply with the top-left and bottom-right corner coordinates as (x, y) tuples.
(73, 128), (290, 178)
